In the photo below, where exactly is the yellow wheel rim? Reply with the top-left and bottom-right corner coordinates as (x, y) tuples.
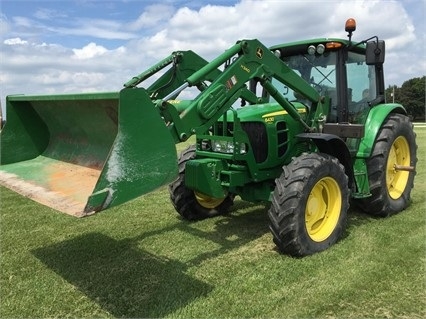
(194, 191), (225, 209)
(305, 177), (342, 242)
(386, 136), (410, 199)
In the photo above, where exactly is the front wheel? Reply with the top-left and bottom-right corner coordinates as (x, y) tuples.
(356, 113), (417, 216)
(169, 145), (234, 220)
(268, 153), (349, 256)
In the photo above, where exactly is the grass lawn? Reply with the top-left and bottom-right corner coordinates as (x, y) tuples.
(1, 127), (425, 318)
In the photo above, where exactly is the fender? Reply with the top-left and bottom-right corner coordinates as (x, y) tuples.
(297, 133), (354, 188)
(356, 103), (407, 158)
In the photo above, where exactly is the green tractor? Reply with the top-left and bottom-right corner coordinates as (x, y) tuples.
(0, 19), (417, 256)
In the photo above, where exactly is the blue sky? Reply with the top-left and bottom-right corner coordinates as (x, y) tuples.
(0, 0), (425, 109)
(2, 0), (235, 48)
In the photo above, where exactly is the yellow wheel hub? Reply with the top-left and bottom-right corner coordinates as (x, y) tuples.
(194, 191), (225, 209)
(305, 177), (341, 242)
(386, 136), (410, 199)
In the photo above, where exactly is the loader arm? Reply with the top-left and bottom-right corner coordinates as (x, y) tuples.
(145, 39), (323, 144)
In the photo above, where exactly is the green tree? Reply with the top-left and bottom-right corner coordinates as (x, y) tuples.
(386, 76), (425, 121)
(399, 76), (425, 120)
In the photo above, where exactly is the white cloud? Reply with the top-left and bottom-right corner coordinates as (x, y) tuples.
(3, 37), (28, 45)
(72, 42), (108, 59)
(128, 0), (417, 66)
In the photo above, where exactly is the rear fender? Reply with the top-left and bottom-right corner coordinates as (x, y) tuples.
(357, 103), (406, 158)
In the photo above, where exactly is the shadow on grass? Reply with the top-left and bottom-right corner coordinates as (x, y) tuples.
(30, 200), (396, 317)
(31, 202), (270, 317)
(348, 205), (376, 224)
(337, 203), (378, 241)
(32, 233), (212, 318)
(126, 201), (271, 266)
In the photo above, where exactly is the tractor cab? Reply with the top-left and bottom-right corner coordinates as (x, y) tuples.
(269, 38), (383, 126)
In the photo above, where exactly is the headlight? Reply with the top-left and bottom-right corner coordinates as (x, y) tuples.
(211, 140), (247, 154)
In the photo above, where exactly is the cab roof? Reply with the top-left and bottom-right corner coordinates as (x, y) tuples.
(269, 38), (366, 56)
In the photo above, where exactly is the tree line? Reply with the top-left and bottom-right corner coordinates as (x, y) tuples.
(385, 76), (425, 121)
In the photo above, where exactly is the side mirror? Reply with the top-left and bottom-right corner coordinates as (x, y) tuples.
(366, 40), (385, 65)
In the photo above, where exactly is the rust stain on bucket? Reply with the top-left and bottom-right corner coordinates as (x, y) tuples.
(0, 160), (102, 217)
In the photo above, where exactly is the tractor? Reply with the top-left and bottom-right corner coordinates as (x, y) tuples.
(0, 19), (417, 256)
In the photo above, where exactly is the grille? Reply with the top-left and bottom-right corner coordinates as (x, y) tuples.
(241, 122), (268, 163)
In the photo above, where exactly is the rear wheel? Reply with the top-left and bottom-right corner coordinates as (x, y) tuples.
(356, 114), (417, 216)
(268, 153), (349, 256)
(169, 145), (234, 220)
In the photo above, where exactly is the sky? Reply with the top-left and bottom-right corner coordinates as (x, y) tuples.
(0, 0), (425, 112)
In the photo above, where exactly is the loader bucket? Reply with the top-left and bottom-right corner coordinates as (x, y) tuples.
(0, 88), (178, 216)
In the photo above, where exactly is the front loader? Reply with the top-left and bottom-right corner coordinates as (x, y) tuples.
(0, 19), (417, 256)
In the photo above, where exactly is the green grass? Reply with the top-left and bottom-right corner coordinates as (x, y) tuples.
(1, 128), (425, 318)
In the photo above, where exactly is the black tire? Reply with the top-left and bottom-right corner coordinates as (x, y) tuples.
(268, 153), (349, 257)
(356, 113), (417, 217)
(168, 145), (234, 220)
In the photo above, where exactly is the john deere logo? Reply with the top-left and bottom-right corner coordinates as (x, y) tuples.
(256, 47), (263, 59)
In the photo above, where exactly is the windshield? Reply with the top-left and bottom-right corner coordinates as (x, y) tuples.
(271, 52), (337, 106)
